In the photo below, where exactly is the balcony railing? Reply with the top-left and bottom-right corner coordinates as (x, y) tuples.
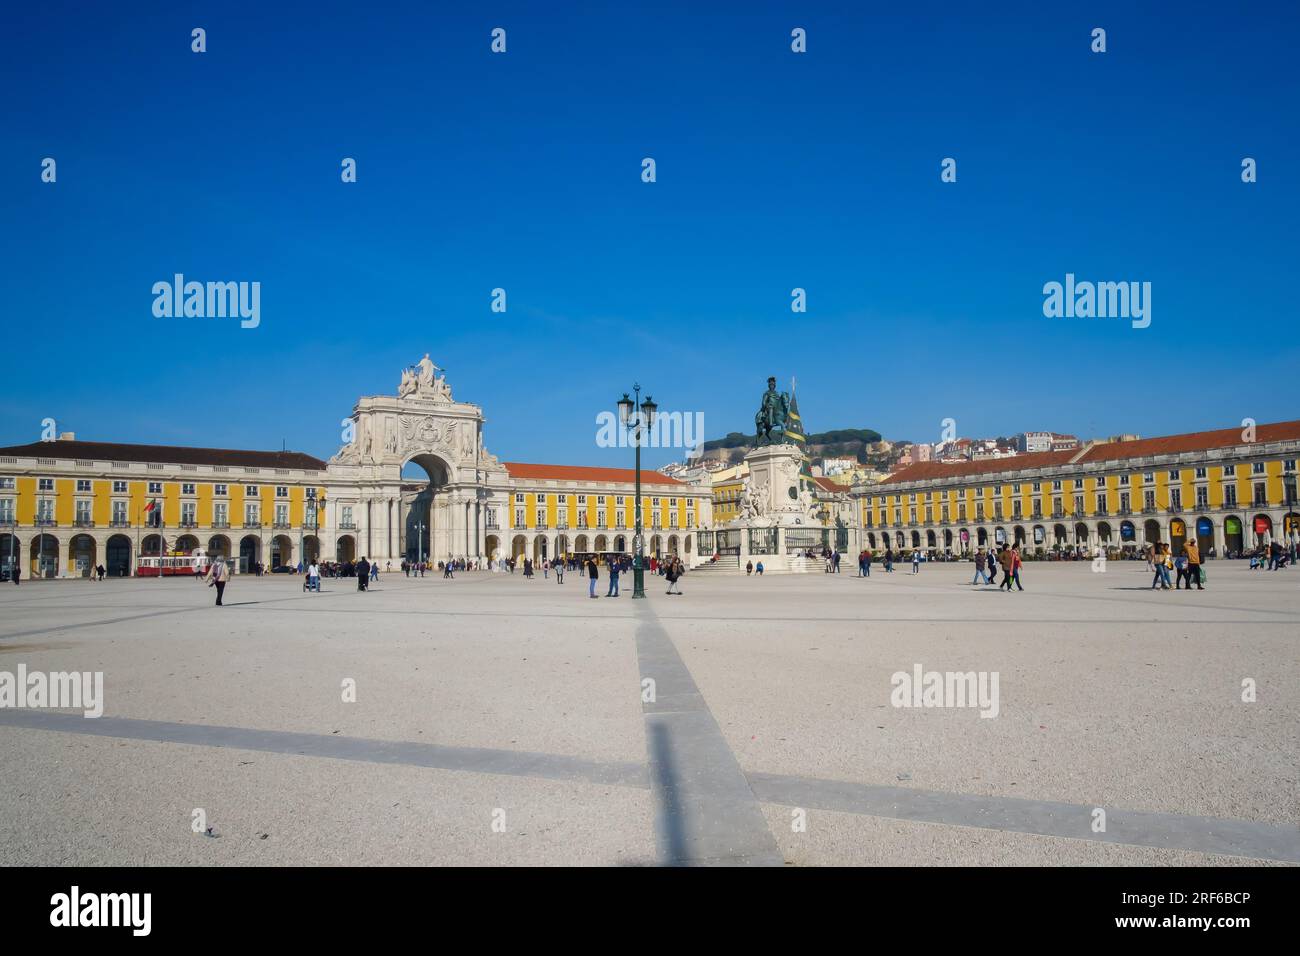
(243, 521), (262, 529)
(74, 517), (95, 527)
(180, 520), (199, 528)
(272, 522), (291, 530)
(338, 521), (356, 530)
(110, 517), (131, 527)
(35, 517), (57, 526)
(0, 517), (15, 526)
(212, 520), (230, 528)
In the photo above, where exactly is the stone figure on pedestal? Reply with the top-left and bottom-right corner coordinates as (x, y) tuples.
(399, 355), (451, 400)
(417, 354), (438, 389)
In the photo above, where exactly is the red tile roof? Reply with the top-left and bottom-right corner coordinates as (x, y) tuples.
(0, 439), (327, 471)
(879, 419), (1300, 485)
(502, 462), (686, 486)
(1076, 421), (1300, 464)
(882, 450), (1076, 484)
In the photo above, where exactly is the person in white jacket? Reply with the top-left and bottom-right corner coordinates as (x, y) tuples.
(204, 556), (229, 606)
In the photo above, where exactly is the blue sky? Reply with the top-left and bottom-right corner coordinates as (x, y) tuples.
(3, 1), (1297, 469)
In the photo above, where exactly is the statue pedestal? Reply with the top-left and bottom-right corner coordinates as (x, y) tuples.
(717, 443), (827, 573)
(743, 444), (805, 518)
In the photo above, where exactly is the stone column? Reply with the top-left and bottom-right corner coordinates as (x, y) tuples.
(363, 499), (372, 557)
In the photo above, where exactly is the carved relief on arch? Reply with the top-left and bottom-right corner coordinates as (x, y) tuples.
(401, 416), (443, 449)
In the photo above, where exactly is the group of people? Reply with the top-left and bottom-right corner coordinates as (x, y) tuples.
(400, 558), (471, 578)
(1248, 541), (1293, 571)
(970, 545), (1025, 591)
(581, 554), (685, 597)
(854, 548), (906, 575)
(1145, 541), (1205, 590)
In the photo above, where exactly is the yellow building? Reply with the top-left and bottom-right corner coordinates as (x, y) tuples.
(0, 435), (327, 576)
(493, 462), (706, 565)
(854, 420), (1300, 557)
(0, 438), (711, 578)
(708, 463), (748, 525)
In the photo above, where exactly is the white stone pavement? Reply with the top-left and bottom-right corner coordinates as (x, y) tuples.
(0, 561), (1295, 866)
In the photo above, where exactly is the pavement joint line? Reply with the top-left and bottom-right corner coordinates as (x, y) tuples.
(3, 608), (1290, 639)
(746, 771), (1300, 864)
(632, 602), (785, 867)
(3, 709), (1296, 863)
(0, 710), (648, 789)
(0, 605), (220, 641)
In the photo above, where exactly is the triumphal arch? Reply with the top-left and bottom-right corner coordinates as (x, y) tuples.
(325, 355), (511, 564)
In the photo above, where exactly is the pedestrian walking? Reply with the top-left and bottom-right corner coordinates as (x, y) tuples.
(357, 556), (370, 591)
(746, 560), (753, 576)
(972, 548), (990, 585)
(1009, 546), (1025, 591)
(666, 557), (683, 594)
(204, 555), (229, 605)
(1184, 538), (1204, 590)
(998, 546), (1014, 591)
(606, 558), (621, 597)
(1151, 544), (1171, 590)
(1174, 549), (1191, 589)
(587, 556), (599, 598)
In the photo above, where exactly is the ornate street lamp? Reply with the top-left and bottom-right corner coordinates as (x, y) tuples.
(414, 521), (428, 563)
(617, 386), (657, 598)
(302, 492), (325, 563)
(1285, 473), (1298, 549)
